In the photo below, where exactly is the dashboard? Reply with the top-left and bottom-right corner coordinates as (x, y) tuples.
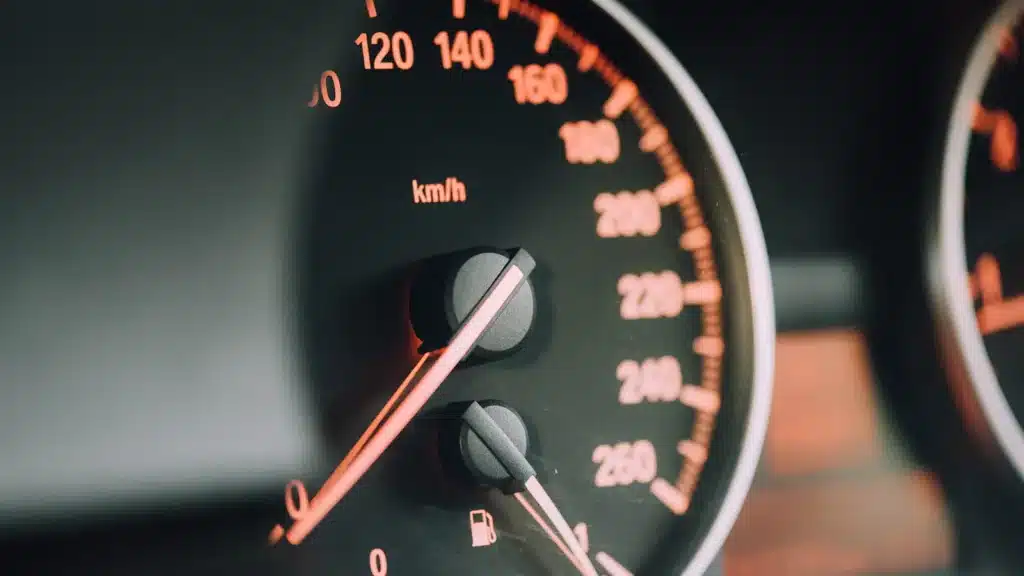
(0, 0), (1022, 574)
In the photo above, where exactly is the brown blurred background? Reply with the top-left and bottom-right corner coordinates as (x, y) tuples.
(724, 330), (954, 576)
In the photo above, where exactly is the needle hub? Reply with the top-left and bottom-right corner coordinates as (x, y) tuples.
(410, 248), (536, 362)
(439, 400), (534, 494)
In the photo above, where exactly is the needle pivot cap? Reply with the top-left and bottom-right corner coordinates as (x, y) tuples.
(409, 247), (536, 361)
(440, 400), (534, 494)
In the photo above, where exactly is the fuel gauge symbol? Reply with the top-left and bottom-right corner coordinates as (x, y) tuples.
(469, 509), (497, 547)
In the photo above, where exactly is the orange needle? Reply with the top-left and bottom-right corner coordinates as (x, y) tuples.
(514, 492), (584, 574)
(285, 250), (535, 544)
(267, 353), (434, 546)
(311, 352), (434, 506)
(521, 477), (598, 576)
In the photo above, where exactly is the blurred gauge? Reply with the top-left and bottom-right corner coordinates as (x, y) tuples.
(931, 0), (1024, 480)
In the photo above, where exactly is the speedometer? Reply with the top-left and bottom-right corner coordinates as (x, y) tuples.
(278, 1), (774, 574)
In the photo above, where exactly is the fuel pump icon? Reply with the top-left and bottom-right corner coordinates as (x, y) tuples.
(469, 509), (497, 547)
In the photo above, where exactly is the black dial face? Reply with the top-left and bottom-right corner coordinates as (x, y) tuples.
(286, 1), (772, 575)
(936, 0), (1024, 481)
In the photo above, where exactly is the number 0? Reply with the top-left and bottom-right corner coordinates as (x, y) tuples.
(370, 548), (388, 576)
(320, 71), (341, 108)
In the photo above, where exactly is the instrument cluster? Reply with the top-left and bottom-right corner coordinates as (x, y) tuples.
(0, 0), (1020, 574)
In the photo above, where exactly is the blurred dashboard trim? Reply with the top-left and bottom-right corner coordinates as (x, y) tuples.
(770, 257), (863, 331)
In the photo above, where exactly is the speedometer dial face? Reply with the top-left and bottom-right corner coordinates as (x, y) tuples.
(282, 1), (774, 574)
(933, 0), (1024, 480)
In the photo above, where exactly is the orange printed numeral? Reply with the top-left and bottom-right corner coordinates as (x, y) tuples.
(970, 253), (1004, 305)
(270, 484), (388, 573)
(434, 30), (494, 70)
(268, 479), (310, 544)
(594, 190), (660, 238)
(617, 356), (683, 405)
(618, 271), (684, 319)
(972, 103), (1018, 172)
(507, 63), (568, 105)
(970, 253), (1024, 335)
(559, 120), (620, 164)
(370, 548), (388, 576)
(592, 440), (657, 487)
(308, 70), (342, 108)
(356, 31), (415, 70)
